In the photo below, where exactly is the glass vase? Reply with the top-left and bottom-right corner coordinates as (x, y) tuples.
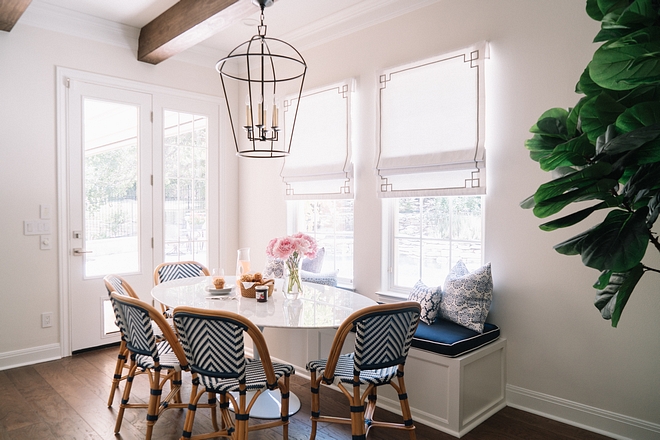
(284, 256), (303, 300)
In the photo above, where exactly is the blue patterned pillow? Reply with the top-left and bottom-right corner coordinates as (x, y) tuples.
(408, 280), (442, 325)
(440, 261), (493, 333)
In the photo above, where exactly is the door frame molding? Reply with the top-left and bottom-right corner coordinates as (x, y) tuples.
(56, 67), (228, 356)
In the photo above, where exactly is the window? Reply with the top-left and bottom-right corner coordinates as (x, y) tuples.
(289, 199), (354, 285)
(378, 44), (487, 295)
(162, 110), (209, 265)
(390, 196), (483, 291)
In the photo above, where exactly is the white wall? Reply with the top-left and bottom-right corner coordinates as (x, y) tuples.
(238, 0), (660, 438)
(0, 22), (239, 357)
(1, 1), (659, 438)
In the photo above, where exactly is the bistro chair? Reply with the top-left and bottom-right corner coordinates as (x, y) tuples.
(173, 306), (295, 440)
(103, 274), (139, 407)
(153, 261), (210, 315)
(306, 302), (421, 440)
(109, 293), (217, 440)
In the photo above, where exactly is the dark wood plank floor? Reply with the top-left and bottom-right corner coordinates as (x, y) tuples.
(0, 346), (612, 440)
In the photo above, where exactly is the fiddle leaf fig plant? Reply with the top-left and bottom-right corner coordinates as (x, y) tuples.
(522, 0), (660, 327)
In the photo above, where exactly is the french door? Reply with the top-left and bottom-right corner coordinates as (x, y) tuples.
(64, 75), (219, 352)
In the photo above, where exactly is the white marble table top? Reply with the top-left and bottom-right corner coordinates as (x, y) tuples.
(151, 276), (377, 329)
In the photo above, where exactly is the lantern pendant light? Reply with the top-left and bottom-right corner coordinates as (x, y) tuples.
(216, 0), (307, 158)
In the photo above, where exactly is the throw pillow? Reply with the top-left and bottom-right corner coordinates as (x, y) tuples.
(302, 247), (325, 273)
(407, 280), (442, 325)
(440, 261), (493, 333)
(301, 269), (338, 287)
(263, 257), (284, 279)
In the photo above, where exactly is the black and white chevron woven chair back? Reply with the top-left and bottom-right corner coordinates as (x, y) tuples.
(111, 297), (159, 359)
(353, 308), (419, 372)
(105, 275), (130, 297)
(174, 313), (247, 382)
(156, 262), (205, 284)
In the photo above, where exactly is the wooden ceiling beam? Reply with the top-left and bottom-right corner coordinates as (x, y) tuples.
(0, 0), (33, 32)
(138, 0), (256, 65)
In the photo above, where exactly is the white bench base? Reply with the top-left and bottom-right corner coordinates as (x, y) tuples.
(376, 337), (507, 438)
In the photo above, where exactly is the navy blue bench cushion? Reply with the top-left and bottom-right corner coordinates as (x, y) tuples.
(412, 318), (500, 357)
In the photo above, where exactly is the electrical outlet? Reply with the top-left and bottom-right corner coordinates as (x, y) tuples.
(41, 312), (53, 328)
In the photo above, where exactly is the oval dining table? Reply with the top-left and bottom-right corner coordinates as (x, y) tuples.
(151, 275), (377, 419)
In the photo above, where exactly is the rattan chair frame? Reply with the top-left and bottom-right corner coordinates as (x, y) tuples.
(103, 274), (140, 407)
(109, 293), (217, 440)
(172, 306), (293, 440)
(308, 301), (421, 440)
(153, 261), (210, 315)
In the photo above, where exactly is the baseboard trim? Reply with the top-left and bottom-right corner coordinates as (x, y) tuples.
(0, 343), (62, 371)
(507, 385), (660, 440)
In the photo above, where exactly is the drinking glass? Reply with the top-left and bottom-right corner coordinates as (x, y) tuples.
(236, 248), (251, 278)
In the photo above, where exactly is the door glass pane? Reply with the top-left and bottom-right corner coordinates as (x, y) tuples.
(103, 299), (120, 335)
(83, 98), (139, 277)
(163, 111), (208, 265)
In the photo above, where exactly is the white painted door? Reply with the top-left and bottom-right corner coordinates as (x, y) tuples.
(67, 80), (154, 351)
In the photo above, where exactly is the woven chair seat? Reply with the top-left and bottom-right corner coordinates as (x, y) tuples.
(307, 353), (397, 386)
(199, 358), (295, 393)
(134, 340), (182, 371)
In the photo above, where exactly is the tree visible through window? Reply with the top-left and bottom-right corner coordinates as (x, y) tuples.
(392, 196), (482, 289)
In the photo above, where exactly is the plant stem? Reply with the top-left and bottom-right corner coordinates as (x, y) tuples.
(650, 231), (660, 254)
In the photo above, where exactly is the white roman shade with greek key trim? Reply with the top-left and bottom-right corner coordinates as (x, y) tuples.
(377, 42), (487, 198)
(281, 81), (353, 199)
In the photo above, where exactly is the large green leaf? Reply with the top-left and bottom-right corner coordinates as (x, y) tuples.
(539, 196), (621, 231)
(576, 67), (603, 96)
(600, 123), (660, 154)
(520, 194), (535, 210)
(580, 207), (650, 271)
(616, 102), (660, 132)
(621, 162), (660, 202)
(594, 263), (644, 327)
(593, 270), (613, 289)
(539, 134), (594, 171)
(567, 98), (588, 136)
(533, 161), (612, 203)
(590, 27), (660, 91)
(586, 0), (605, 21)
(533, 180), (616, 218)
(529, 108), (569, 138)
(580, 93), (627, 142)
(554, 229), (592, 255)
(617, 0), (657, 28)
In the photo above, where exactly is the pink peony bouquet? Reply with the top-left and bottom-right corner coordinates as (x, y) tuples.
(266, 233), (317, 294)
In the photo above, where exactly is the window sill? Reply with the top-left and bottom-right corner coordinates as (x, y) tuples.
(376, 290), (408, 304)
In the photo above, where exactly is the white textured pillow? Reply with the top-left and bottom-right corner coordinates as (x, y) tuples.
(407, 280), (442, 325)
(263, 257), (284, 279)
(440, 261), (493, 333)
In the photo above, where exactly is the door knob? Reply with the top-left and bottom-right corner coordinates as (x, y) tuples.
(72, 248), (92, 256)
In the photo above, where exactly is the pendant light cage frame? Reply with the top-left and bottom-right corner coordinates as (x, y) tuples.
(216, 20), (306, 158)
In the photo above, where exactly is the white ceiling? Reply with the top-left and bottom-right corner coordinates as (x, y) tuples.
(31, 0), (440, 56)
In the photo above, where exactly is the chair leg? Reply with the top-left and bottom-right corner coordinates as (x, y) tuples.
(114, 361), (138, 434)
(145, 368), (162, 440)
(396, 374), (416, 440)
(349, 382), (366, 440)
(281, 374), (290, 439)
(107, 340), (128, 407)
(309, 372), (320, 440)
(180, 383), (205, 440)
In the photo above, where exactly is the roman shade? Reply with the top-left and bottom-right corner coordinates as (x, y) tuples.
(377, 42), (488, 198)
(281, 81), (353, 199)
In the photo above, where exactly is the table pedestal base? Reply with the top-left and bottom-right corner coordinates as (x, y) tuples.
(230, 389), (301, 419)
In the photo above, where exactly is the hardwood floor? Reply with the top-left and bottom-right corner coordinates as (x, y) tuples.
(0, 346), (612, 440)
